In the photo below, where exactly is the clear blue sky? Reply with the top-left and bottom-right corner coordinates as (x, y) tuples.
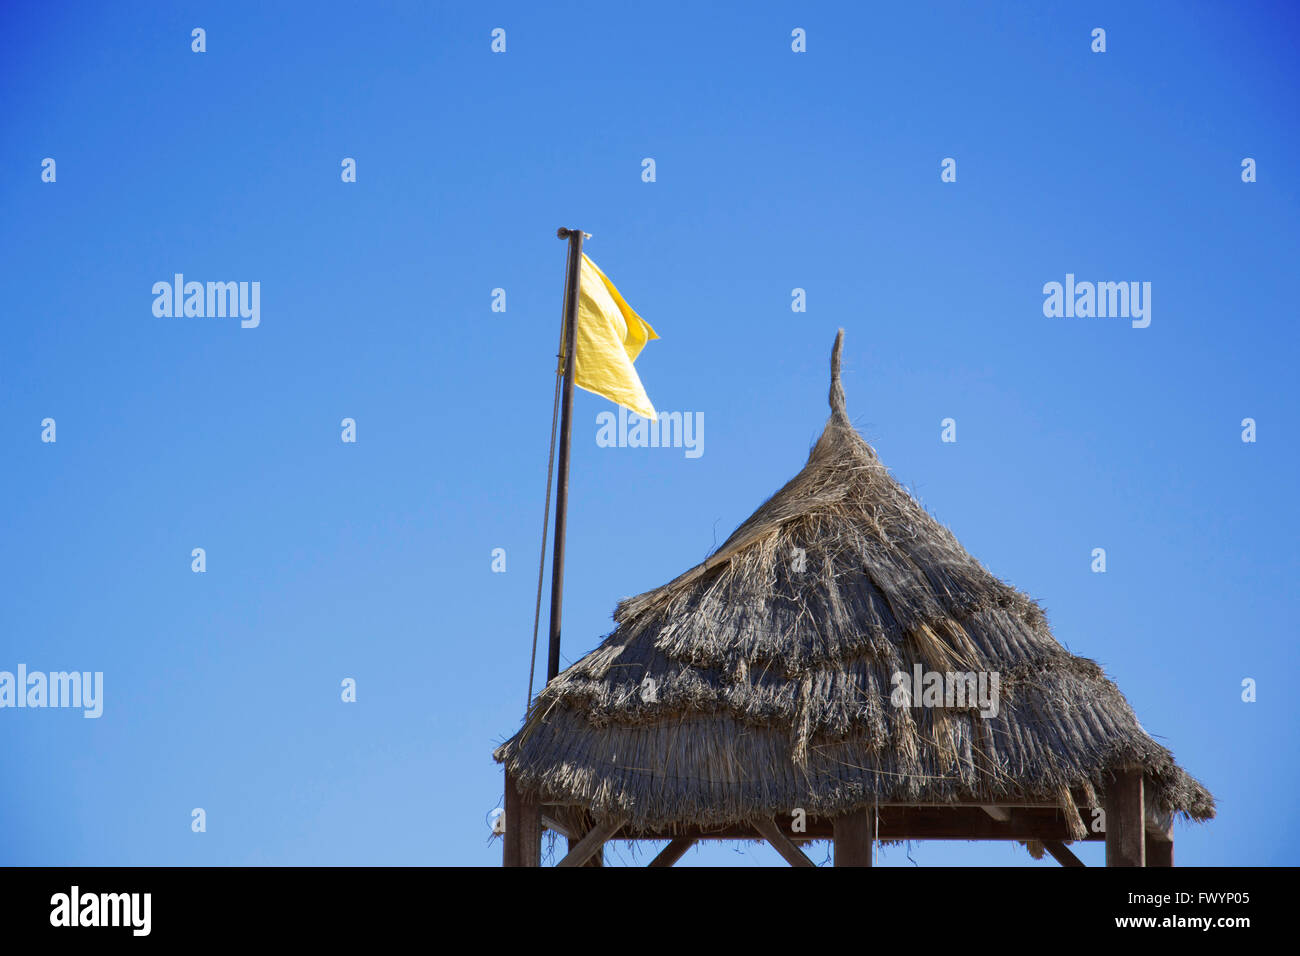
(2, 0), (1296, 866)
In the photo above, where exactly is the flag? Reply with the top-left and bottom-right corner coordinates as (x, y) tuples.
(568, 253), (658, 419)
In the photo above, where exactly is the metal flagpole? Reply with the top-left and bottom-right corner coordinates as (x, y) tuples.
(546, 227), (585, 683)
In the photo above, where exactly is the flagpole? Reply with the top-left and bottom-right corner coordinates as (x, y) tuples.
(547, 227), (585, 683)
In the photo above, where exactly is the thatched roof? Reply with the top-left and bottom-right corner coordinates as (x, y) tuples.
(496, 331), (1214, 836)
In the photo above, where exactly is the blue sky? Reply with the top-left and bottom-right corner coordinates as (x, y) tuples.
(1, 0), (1296, 866)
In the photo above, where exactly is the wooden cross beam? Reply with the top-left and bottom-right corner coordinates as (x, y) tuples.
(751, 817), (816, 867)
(566, 811), (605, 867)
(556, 817), (627, 868)
(648, 837), (696, 868)
(586, 806), (1105, 843)
(1043, 841), (1085, 867)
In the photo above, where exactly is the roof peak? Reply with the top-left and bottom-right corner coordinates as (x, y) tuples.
(829, 329), (848, 422)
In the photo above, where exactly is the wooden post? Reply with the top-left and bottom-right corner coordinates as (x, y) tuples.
(833, 808), (876, 867)
(546, 227), (585, 684)
(1146, 835), (1173, 867)
(1104, 769), (1145, 867)
(1145, 797), (1174, 867)
(503, 770), (541, 867)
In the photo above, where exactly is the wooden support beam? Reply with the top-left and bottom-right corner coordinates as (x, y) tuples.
(540, 815), (573, 840)
(566, 811), (604, 866)
(752, 817), (817, 867)
(556, 817), (626, 868)
(981, 806), (1011, 822)
(567, 837), (603, 866)
(503, 771), (541, 867)
(648, 837), (696, 868)
(605, 807), (1105, 844)
(1104, 769), (1145, 867)
(833, 809), (877, 867)
(1043, 841), (1085, 867)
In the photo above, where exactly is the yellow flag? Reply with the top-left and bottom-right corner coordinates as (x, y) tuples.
(568, 253), (658, 419)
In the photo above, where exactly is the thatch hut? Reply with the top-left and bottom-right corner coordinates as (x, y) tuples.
(496, 331), (1213, 867)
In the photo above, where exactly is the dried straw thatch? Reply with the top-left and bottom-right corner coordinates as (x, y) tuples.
(496, 331), (1214, 836)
